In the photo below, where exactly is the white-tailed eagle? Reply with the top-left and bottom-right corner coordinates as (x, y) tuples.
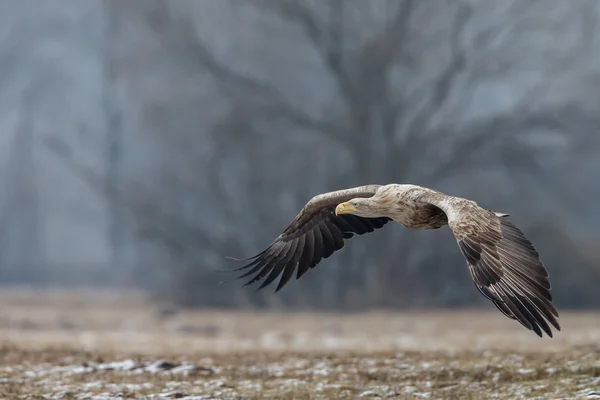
(229, 184), (560, 338)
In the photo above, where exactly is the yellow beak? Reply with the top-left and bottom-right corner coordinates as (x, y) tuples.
(335, 202), (354, 215)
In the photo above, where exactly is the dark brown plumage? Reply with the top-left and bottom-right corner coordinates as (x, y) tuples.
(229, 184), (560, 338)
(229, 186), (391, 293)
(457, 215), (559, 337)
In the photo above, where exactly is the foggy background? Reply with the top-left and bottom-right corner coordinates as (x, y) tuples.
(1, 0), (599, 311)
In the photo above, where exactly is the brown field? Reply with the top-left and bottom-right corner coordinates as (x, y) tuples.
(0, 288), (599, 399)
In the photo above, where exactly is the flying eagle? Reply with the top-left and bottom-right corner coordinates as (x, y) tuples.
(229, 184), (560, 338)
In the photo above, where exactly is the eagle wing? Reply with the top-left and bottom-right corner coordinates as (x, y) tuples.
(230, 185), (392, 292)
(424, 196), (560, 337)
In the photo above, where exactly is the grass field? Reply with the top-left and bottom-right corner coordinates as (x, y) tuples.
(0, 288), (599, 399)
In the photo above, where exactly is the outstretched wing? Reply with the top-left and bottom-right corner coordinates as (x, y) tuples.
(230, 185), (391, 292)
(424, 196), (560, 337)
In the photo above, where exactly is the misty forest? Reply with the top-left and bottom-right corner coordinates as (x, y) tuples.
(1, 0), (599, 311)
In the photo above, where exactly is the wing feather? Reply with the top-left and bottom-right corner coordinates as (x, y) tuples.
(319, 221), (336, 259)
(259, 238), (299, 290)
(297, 231), (314, 279)
(311, 225), (324, 266)
(230, 185), (392, 291)
(422, 195), (560, 338)
(242, 242), (290, 286)
(325, 221), (345, 250)
(277, 235), (305, 292)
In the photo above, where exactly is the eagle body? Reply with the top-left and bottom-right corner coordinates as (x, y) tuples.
(369, 184), (451, 229)
(229, 184), (560, 338)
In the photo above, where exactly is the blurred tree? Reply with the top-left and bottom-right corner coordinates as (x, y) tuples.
(127, 0), (596, 308)
(0, 88), (45, 282)
(47, 0), (600, 310)
(103, 0), (127, 282)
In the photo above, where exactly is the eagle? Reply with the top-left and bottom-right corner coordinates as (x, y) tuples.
(229, 184), (560, 338)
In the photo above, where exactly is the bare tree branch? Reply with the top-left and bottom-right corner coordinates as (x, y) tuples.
(255, 0), (357, 105)
(146, 3), (350, 148)
(355, 0), (415, 92)
(82, 0), (599, 309)
(402, 3), (472, 142)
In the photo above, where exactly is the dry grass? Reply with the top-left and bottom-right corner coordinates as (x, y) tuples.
(0, 287), (599, 399)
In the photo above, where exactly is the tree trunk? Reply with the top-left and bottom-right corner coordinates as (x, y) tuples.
(104, 0), (128, 284)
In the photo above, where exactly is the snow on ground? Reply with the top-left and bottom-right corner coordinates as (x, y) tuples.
(2, 349), (599, 399)
(0, 288), (599, 399)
